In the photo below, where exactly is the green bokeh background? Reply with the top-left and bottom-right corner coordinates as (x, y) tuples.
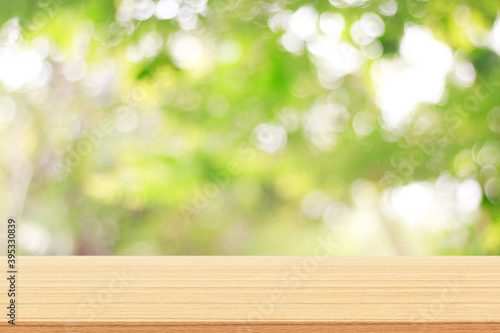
(1, 0), (499, 255)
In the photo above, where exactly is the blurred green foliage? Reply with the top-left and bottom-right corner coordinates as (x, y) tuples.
(1, 0), (500, 255)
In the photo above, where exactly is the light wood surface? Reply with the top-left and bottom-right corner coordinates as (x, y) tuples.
(2, 256), (500, 331)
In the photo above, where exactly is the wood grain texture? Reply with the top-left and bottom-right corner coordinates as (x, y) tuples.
(1, 256), (500, 332)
